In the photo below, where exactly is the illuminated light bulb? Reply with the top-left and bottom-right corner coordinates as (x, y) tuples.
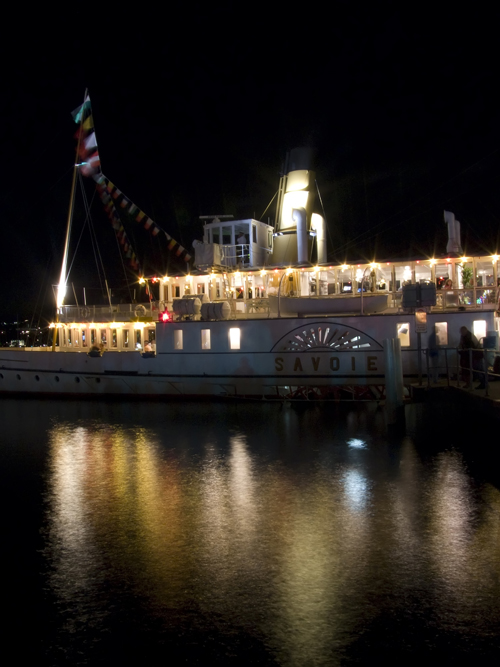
(162, 276), (169, 283)
(139, 277), (145, 284)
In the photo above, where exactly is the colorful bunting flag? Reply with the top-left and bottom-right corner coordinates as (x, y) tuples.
(72, 95), (101, 178)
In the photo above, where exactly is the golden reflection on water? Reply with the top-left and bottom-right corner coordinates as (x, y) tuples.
(44, 412), (500, 664)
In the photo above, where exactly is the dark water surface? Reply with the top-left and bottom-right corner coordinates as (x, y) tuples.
(2, 398), (500, 665)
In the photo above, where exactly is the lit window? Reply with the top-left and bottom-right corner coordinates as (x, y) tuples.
(201, 329), (211, 350)
(68, 329), (72, 346)
(397, 322), (410, 347)
(473, 320), (487, 344)
(174, 330), (183, 350)
(101, 329), (107, 346)
(435, 322), (448, 346)
(123, 329), (129, 348)
(73, 330), (79, 346)
(90, 329), (96, 345)
(111, 329), (117, 348)
(81, 330), (87, 347)
(229, 328), (240, 350)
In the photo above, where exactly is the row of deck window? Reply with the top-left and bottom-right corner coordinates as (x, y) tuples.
(61, 326), (155, 350)
(58, 320), (488, 352)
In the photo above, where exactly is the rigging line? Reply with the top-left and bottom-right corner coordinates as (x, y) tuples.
(332, 146), (500, 255)
(260, 191), (278, 221)
(315, 180), (335, 249)
(86, 181), (109, 295)
(66, 172), (99, 281)
(114, 226), (134, 302)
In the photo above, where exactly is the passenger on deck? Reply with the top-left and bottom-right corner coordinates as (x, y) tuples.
(459, 326), (479, 350)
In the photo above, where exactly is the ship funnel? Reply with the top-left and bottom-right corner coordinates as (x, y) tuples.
(444, 210), (463, 256)
(272, 147), (316, 265)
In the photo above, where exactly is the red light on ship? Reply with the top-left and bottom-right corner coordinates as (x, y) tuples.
(159, 310), (171, 322)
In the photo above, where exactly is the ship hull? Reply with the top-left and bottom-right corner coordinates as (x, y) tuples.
(1, 311), (495, 399)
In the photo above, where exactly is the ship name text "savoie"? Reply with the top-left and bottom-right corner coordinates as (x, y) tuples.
(274, 355), (380, 372)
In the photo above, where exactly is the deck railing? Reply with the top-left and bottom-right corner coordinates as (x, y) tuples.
(59, 302), (158, 322)
(421, 346), (500, 397)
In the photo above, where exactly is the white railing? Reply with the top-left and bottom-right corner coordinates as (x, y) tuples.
(59, 302), (158, 322)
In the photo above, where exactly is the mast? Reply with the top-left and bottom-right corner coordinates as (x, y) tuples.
(52, 90), (88, 351)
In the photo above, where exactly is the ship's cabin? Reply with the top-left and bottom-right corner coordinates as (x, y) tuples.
(194, 218), (274, 269)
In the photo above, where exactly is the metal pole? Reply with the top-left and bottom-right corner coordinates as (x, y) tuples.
(484, 348), (489, 396)
(417, 331), (422, 386)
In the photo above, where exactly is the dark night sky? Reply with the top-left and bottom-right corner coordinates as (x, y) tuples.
(2, 4), (500, 321)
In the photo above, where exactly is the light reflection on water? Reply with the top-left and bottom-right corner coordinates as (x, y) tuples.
(3, 399), (500, 664)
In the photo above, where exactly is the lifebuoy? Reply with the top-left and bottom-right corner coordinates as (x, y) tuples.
(134, 304), (147, 317)
(80, 307), (90, 319)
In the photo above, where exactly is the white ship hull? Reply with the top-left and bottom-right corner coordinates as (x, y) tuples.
(1, 311), (495, 399)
